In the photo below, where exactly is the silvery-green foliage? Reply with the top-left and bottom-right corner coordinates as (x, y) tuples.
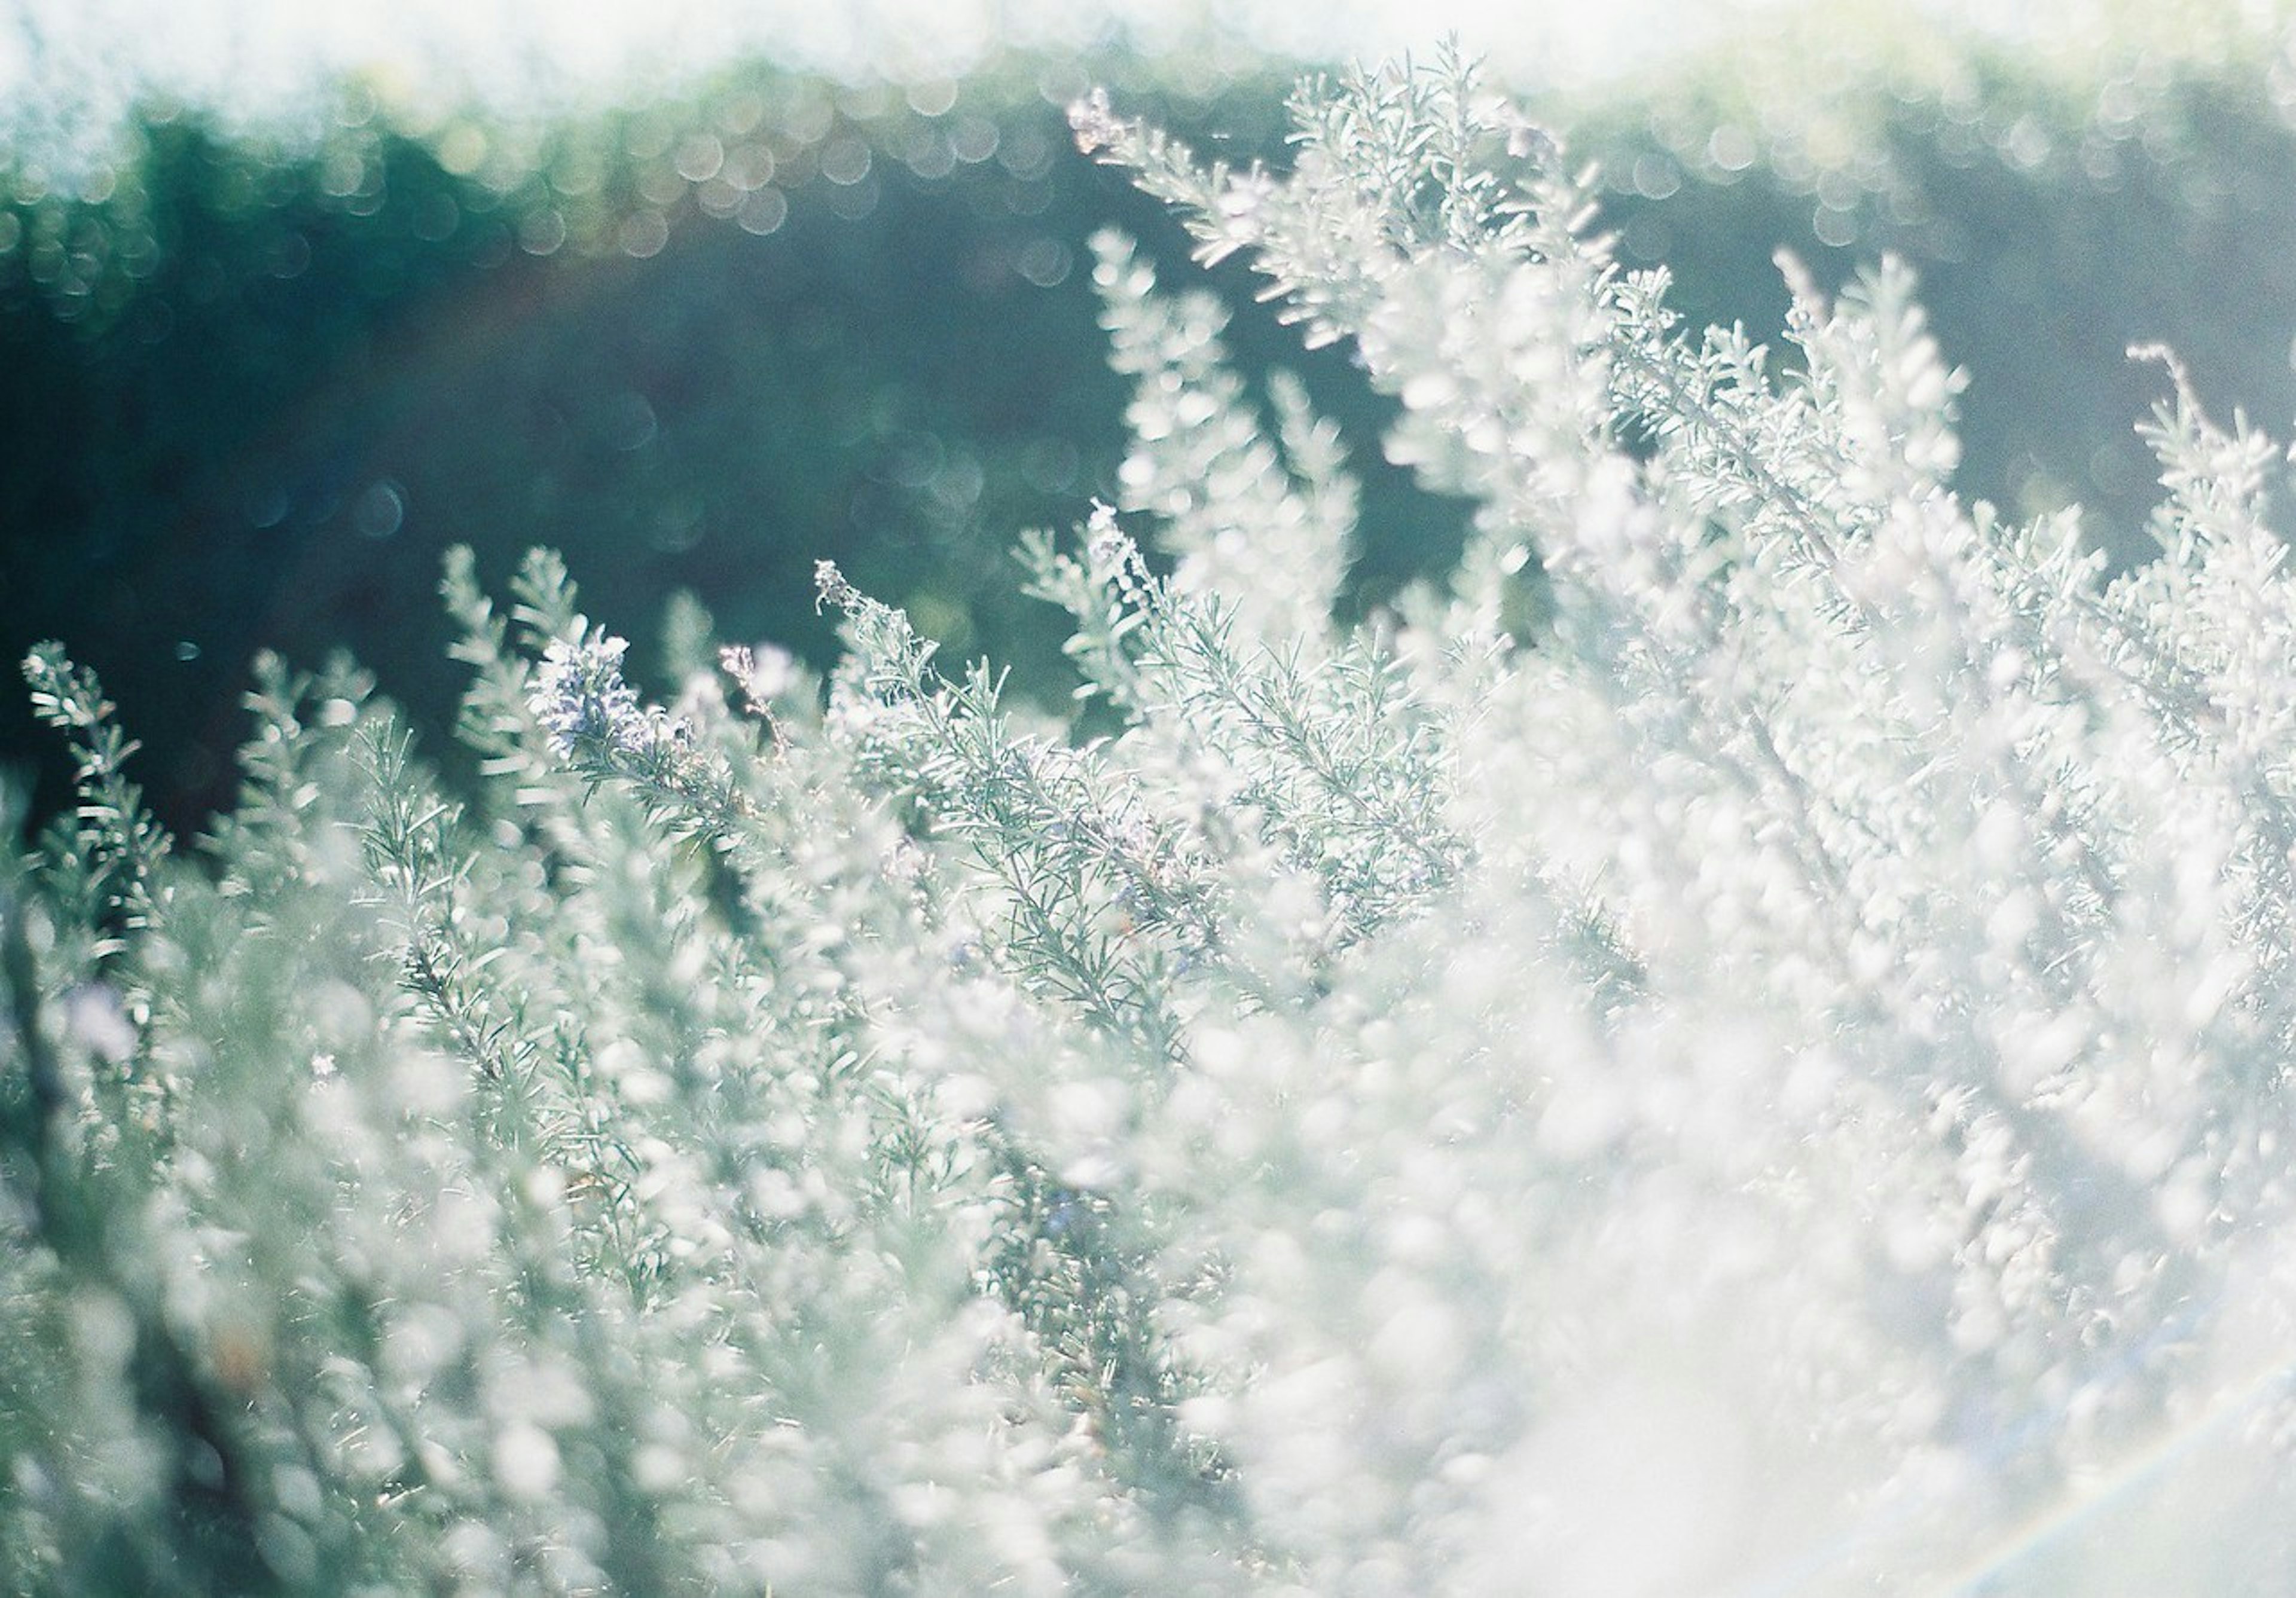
(9, 46), (2296, 1597)
(1090, 230), (1355, 655)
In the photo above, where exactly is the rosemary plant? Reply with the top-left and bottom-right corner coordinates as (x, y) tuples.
(8, 46), (2296, 1594)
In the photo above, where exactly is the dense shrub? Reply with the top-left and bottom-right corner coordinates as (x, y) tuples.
(10, 48), (2296, 1592)
(11, 18), (2296, 841)
(1574, 11), (2296, 551)
(0, 57), (1342, 836)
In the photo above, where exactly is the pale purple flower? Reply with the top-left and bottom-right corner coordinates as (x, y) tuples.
(1085, 500), (1128, 569)
(720, 642), (799, 712)
(1067, 87), (1123, 156)
(530, 635), (647, 757)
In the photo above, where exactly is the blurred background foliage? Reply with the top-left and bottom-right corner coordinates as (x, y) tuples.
(4, 5), (2295, 832)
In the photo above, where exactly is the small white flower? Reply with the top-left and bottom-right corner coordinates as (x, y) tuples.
(63, 983), (135, 1064)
